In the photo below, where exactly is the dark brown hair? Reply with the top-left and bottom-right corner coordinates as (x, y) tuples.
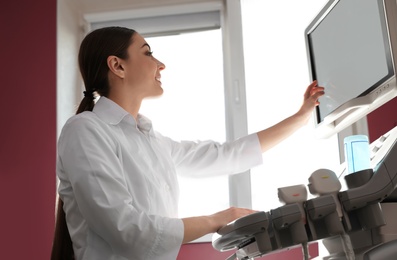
(76, 26), (136, 113)
(51, 26), (136, 260)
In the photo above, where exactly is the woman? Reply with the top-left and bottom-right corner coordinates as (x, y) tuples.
(51, 26), (324, 260)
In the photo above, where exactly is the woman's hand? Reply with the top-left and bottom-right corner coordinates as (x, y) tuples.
(297, 80), (325, 124)
(208, 207), (257, 232)
(182, 207), (256, 243)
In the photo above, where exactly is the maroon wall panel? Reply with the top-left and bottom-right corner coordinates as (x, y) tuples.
(0, 0), (57, 259)
(367, 97), (397, 142)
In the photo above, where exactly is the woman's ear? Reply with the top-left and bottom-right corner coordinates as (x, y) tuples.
(107, 55), (124, 78)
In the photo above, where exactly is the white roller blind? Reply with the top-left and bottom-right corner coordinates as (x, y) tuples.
(90, 11), (220, 37)
(87, 4), (221, 37)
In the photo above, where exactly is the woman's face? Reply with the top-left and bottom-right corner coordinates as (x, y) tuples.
(121, 33), (165, 99)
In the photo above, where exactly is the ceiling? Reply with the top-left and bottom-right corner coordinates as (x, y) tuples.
(70, 0), (220, 14)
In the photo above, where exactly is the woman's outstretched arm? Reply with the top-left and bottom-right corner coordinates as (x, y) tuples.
(256, 80), (324, 153)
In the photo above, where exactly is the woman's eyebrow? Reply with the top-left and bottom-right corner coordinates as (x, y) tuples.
(141, 43), (151, 50)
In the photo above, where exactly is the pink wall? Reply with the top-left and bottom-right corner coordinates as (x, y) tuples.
(0, 0), (57, 259)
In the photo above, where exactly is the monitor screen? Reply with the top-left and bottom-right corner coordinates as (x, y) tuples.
(305, 0), (397, 138)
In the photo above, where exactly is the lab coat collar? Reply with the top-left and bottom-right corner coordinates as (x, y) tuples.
(93, 96), (131, 126)
(136, 114), (154, 135)
(93, 97), (154, 135)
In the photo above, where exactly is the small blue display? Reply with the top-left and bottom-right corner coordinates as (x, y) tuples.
(344, 135), (371, 174)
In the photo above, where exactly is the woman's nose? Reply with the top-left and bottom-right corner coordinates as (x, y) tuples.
(157, 59), (165, 70)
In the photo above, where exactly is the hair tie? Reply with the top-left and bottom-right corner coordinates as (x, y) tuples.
(83, 90), (94, 100)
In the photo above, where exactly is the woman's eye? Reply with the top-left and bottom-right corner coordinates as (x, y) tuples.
(146, 51), (153, 56)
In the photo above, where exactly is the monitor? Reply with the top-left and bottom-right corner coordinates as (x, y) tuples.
(305, 0), (397, 138)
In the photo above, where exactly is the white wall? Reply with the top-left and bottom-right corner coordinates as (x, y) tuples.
(57, 0), (85, 136)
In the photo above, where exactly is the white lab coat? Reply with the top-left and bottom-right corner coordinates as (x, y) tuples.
(57, 97), (263, 260)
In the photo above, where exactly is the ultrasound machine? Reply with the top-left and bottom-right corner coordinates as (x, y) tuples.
(212, 0), (397, 259)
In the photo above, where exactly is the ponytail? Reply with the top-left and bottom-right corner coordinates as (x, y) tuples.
(76, 95), (96, 114)
(51, 198), (74, 260)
